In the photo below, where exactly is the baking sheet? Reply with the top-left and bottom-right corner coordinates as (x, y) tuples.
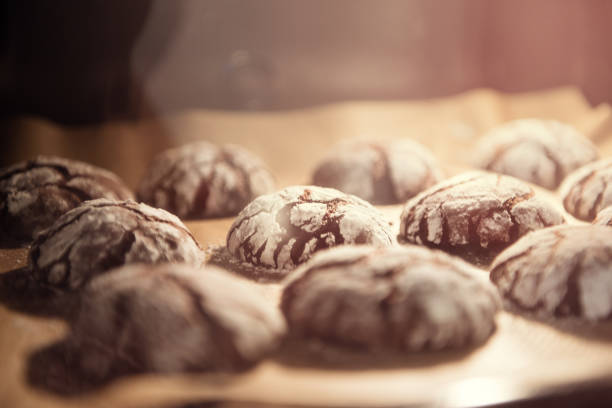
(2, 87), (612, 408)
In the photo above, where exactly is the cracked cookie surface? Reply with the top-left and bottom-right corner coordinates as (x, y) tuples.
(137, 142), (275, 219)
(281, 245), (500, 352)
(312, 139), (443, 204)
(0, 156), (133, 245)
(474, 119), (598, 189)
(68, 263), (286, 380)
(29, 199), (204, 291)
(399, 171), (564, 265)
(560, 158), (612, 221)
(490, 225), (612, 320)
(226, 186), (394, 277)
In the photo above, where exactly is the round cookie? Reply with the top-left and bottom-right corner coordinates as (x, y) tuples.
(474, 119), (598, 189)
(67, 263), (286, 379)
(0, 156), (133, 245)
(29, 199), (204, 291)
(137, 142), (275, 219)
(399, 171), (564, 265)
(281, 245), (500, 352)
(560, 158), (612, 221)
(312, 139), (443, 205)
(490, 225), (612, 320)
(226, 186), (394, 276)
(594, 206), (612, 226)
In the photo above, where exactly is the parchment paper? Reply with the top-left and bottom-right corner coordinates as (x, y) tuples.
(2, 87), (612, 408)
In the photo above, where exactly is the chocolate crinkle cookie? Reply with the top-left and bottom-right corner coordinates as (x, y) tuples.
(0, 156), (133, 245)
(137, 141), (275, 219)
(594, 206), (612, 226)
(282, 245), (501, 352)
(474, 119), (598, 189)
(560, 158), (612, 221)
(490, 225), (612, 320)
(312, 139), (443, 205)
(399, 171), (564, 265)
(28, 199), (204, 291)
(226, 186), (394, 277)
(66, 263), (286, 380)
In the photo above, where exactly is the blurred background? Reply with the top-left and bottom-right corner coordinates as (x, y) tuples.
(1, 0), (612, 181)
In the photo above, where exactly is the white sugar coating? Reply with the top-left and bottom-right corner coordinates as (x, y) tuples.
(30, 199), (204, 290)
(400, 171), (564, 263)
(71, 263), (286, 376)
(560, 158), (612, 221)
(490, 225), (612, 320)
(138, 141), (275, 218)
(594, 206), (612, 226)
(474, 119), (598, 189)
(312, 139), (444, 204)
(283, 245), (500, 351)
(226, 186), (394, 273)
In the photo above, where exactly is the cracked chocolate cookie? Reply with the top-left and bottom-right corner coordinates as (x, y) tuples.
(28, 199), (204, 291)
(312, 139), (444, 205)
(67, 263), (286, 379)
(474, 119), (598, 189)
(281, 245), (500, 352)
(137, 141), (275, 219)
(490, 225), (612, 320)
(0, 156), (133, 246)
(399, 171), (564, 265)
(226, 186), (394, 277)
(594, 206), (612, 226)
(560, 158), (612, 221)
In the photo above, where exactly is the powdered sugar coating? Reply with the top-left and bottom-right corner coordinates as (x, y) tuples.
(490, 225), (612, 320)
(399, 171), (564, 265)
(68, 263), (286, 379)
(226, 186), (394, 276)
(312, 139), (444, 204)
(474, 119), (598, 189)
(29, 199), (204, 290)
(282, 245), (500, 351)
(560, 158), (612, 221)
(594, 206), (612, 226)
(0, 156), (133, 245)
(137, 142), (275, 219)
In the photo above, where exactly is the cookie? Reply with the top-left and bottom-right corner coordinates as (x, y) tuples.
(399, 171), (564, 265)
(560, 158), (612, 221)
(312, 139), (444, 205)
(226, 186), (394, 277)
(67, 263), (286, 379)
(0, 156), (133, 245)
(137, 142), (275, 219)
(490, 225), (612, 320)
(29, 199), (204, 291)
(594, 206), (612, 226)
(281, 245), (500, 352)
(474, 119), (598, 189)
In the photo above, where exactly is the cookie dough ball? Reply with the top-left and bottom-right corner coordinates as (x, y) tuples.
(137, 142), (275, 219)
(282, 245), (500, 352)
(399, 171), (564, 265)
(68, 263), (286, 379)
(29, 199), (204, 291)
(594, 206), (612, 226)
(226, 186), (394, 275)
(0, 156), (133, 245)
(474, 119), (598, 189)
(490, 225), (612, 320)
(312, 139), (443, 205)
(560, 158), (612, 221)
